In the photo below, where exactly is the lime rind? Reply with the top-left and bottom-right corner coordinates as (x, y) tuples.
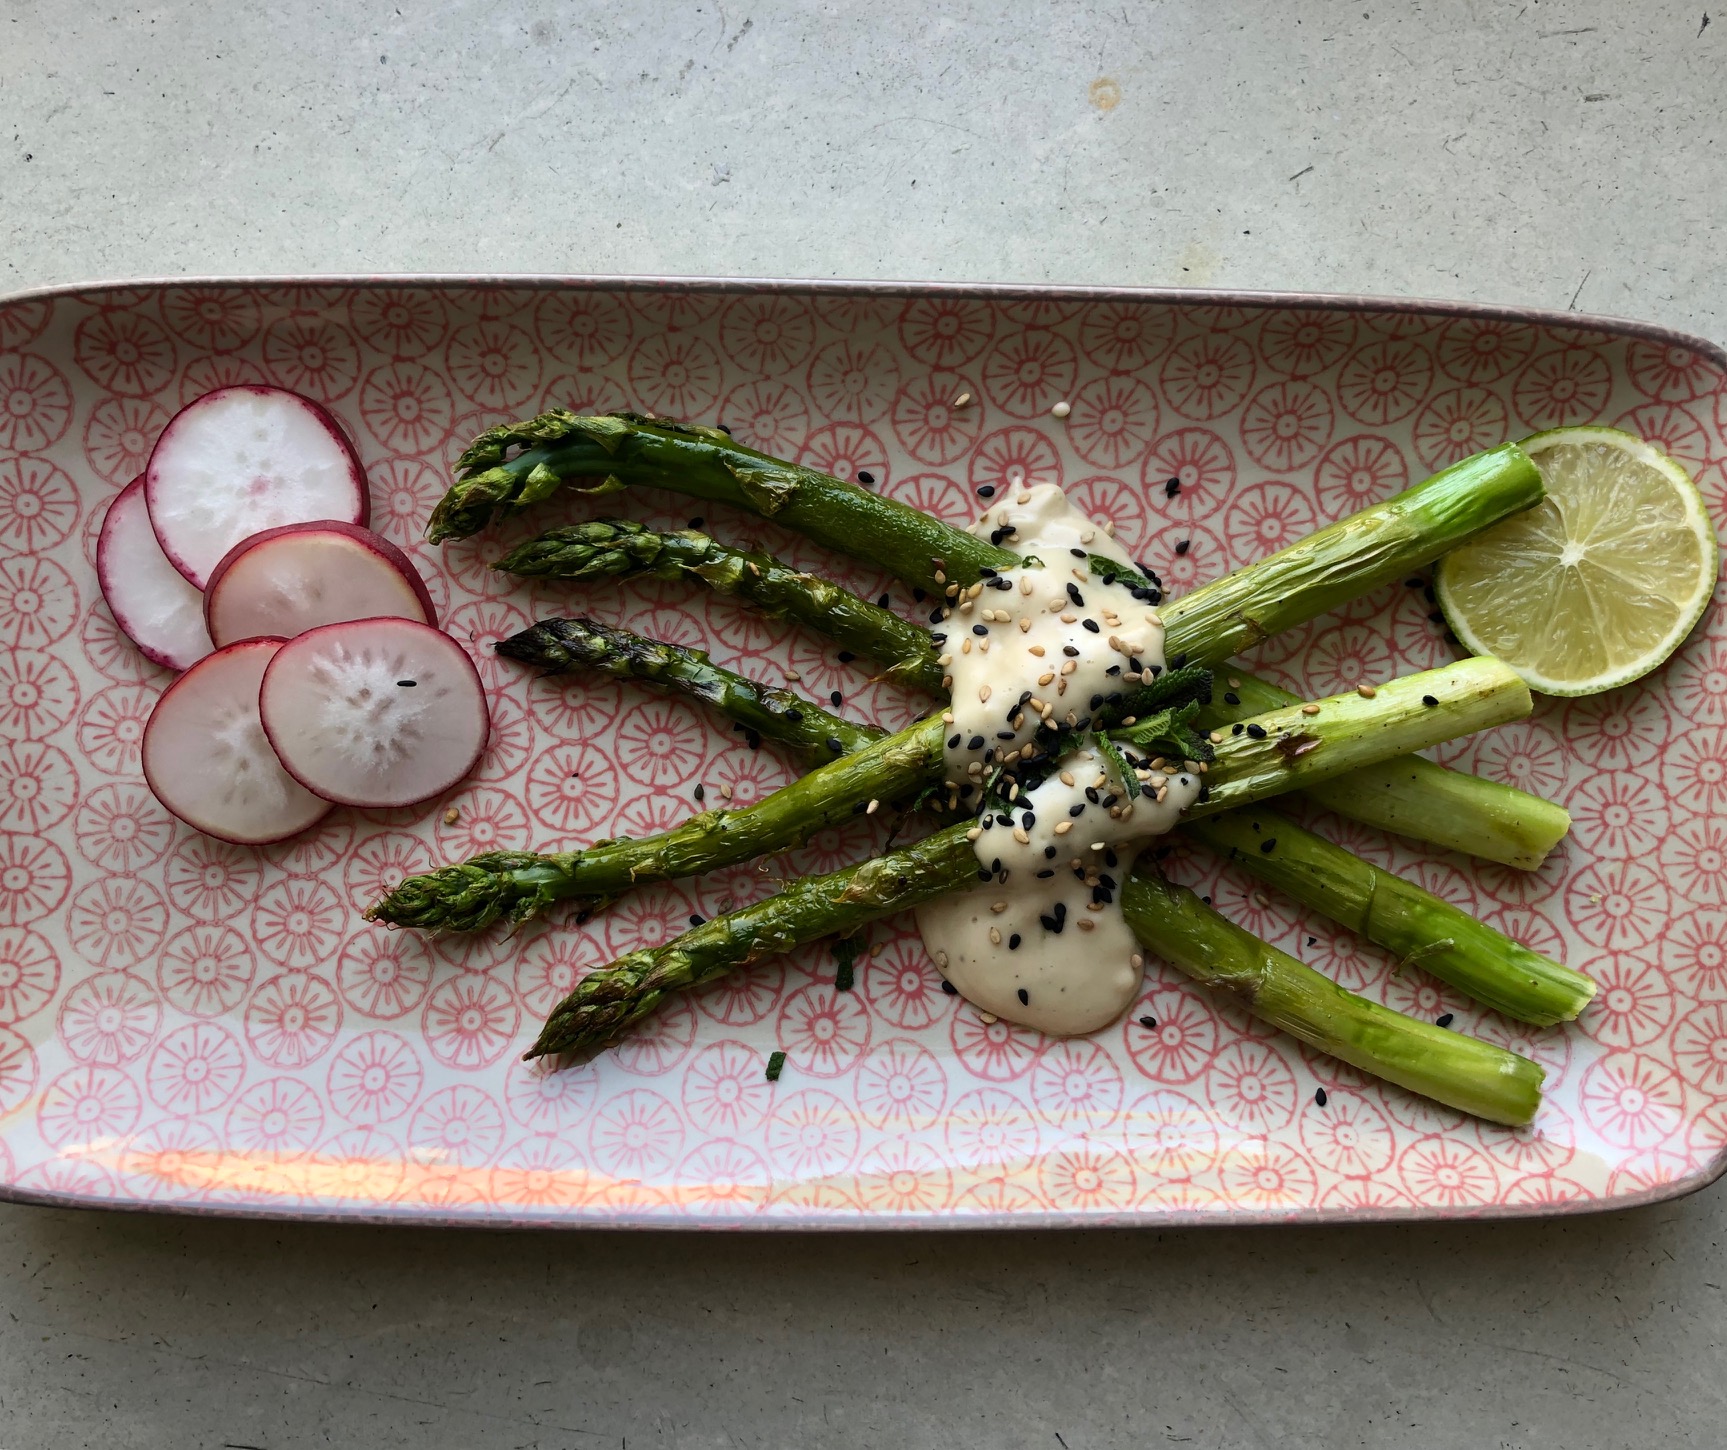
(1435, 426), (1719, 698)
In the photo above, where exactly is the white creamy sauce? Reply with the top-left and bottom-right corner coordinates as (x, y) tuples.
(916, 485), (1202, 1036)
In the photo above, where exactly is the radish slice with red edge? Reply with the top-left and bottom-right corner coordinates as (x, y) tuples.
(142, 638), (332, 844)
(259, 618), (489, 808)
(97, 476), (215, 671)
(145, 385), (368, 589)
(204, 520), (436, 648)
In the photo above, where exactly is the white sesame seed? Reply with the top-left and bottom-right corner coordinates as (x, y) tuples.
(1052, 400), (1072, 418)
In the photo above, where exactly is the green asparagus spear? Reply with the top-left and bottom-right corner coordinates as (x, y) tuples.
(496, 617), (882, 761)
(1184, 811), (1593, 1024)
(494, 520), (944, 692)
(508, 618), (1584, 1025)
(485, 445), (1565, 868)
(1118, 872), (1544, 1126)
(428, 413), (1542, 645)
(1202, 672), (1570, 870)
(529, 816), (1543, 1126)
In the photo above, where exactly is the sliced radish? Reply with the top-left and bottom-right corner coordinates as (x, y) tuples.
(259, 618), (489, 808)
(145, 385), (369, 589)
(142, 638), (332, 844)
(204, 520), (436, 648)
(97, 477), (215, 672)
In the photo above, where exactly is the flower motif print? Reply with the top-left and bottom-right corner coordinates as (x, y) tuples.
(161, 288), (262, 352)
(0, 739), (76, 834)
(1662, 910), (1727, 998)
(36, 1056), (137, 1153)
(1217, 1138), (1318, 1211)
(503, 1054), (599, 1133)
(261, 316), (359, 400)
(59, 970), (160, 1066)
(422, 973), (520, 1070)
(1142, 427), (1235, 522)
(1626, 338), (1718, 402)
(251, 877), (346, 971)
(359, 361), (454, 453)
(968, 425), (1062, 492)
(490, 1133), (590, 1209)
(1314, 435), (1408, 520)
(857, 1137), (952, 1214)
(1336, 339), (1433, 425)
(1257, 309), (1354, 378)
(0, 555), (76, 650)
(146, 1022), (245, 1115)
(434, 785), (531, 857)
(327, 1030), (424, 1125)
(981, 329), (1077, 418)
(1039, 1144), (1138, 1212)
(1031, 1039), (1125, 1130)
(73, 782), (172, 873)
(1160, 333), (1254, 420)
(536, 288), (631, 370)
(73, 311), (175, 395)
(627, 331), (721, 419)
(119, 1117), (221, 1201)
(0, 927), (58, 1025)
(164, 835), (260, 922)
(587, 1087), (683, 1180)
(899, 297), (993, 367)
(1122, 986), (1218, 1083)
(890, 371), (982, 465)
(1078, 301), (1174, 372)
(1398, 1134), (1500, 1208)
(1512, 347), (1613, 430)
(0, 833), (70, 927)
(720, 294), (815, 375)
(156, 924), (254, 1019)
(1065, 374), (1161, 468)
(798, 422), (890, 489)
(0, 648), (78, 740)
(1579, 1052), (1686, 1150)
(348, 288), (448, 358)
(719, 377), (810, 455)
(67, 877), (166, 970)
(0, 456), (78, 554)
(680, 1039), (774, 1134)
(245, 972), (342, 1069)
(854, 1038), (947, 1129)
(776, 984), (872, 1078)
(1240, 379), (1334, 472)
(1120, 1088), (1220, 1182)
(1436, 318), (1535, 385)
(1412, 386), (1508, 472)
(1203, 1040), (1298, 1135)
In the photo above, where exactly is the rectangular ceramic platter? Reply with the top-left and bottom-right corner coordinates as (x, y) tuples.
(0, 276), (1723, 1228)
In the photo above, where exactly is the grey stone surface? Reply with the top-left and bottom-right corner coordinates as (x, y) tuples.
(3, 0), (1725, 1444)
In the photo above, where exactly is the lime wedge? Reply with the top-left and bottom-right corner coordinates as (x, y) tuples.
(1435, 426), (1718, 696)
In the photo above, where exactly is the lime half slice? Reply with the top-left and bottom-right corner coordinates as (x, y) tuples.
(1435, 426), (1718, 696)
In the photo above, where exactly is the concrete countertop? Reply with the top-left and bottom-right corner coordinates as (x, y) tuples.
(3, 1), (1723, 1444)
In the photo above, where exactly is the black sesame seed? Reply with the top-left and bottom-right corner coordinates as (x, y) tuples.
(1070, 547), (1086, 558)
(1138, 1015), (1157, 1030)
(1069, 802), (1086, 817)
(745, 728), (762, 750)
(977, 484), (997, 498)
(1260, 838), (1277, 853)
(689, 517), (705, 529)
(856, 470), (875, 485)
(941, 980), (958, 995)
(1170, 653), (1187, 670)
(784, 709), (803, 723)
(1089, 693), (1105, 710)
(1174, 539), (1190, 557)
(1201, 894), (1211, 905)
(978, 868), (992, 881)
(1164, 476), (1181, 497)
(1315, 1087), (1328, 1107)
(838, 650), (856, 662)
(1009, 934), (1022, 950)
(1044, 845), (1058, 858)
(913, 588), (927, 602)
(694, 784), (706, 801)
(1017, 988), (1030, 1006)
(1223, 691), (1240, 706)
(1232, 723), (1245, 736)
(968, 734), (986, 750)
(689, 913), (705, 927)
(931, 632), (947, 645)
(1307, 936), (1317, 947)
(948, 734), (962, 748)
(996, 729), (1016, 741)
(1427, 610), (1444, 623)
(831, 690), (843, 706)
(1246, 723), (1267, 739)
(1082, 618), (1100, 633)
(1404, 577), (1423, 589)
(396, 679), (417, 687)
(1436, 1013), (1454, 1028)
(1422, 694), (1439, 707)
(929, 608), (945, 623)
(969, 624), (987, 637)
(1062, 644), (1080, 657)
(1067, 583), (1085, 606)
(877, 594), (891, 608)
(826, 736), (844, 753)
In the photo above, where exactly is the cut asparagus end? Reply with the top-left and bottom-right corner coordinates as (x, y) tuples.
(1202, 669), (1571, 870)
(1121, 869), (1545, 1127)
(1195, 656), (1532, 817)
(1185, 810), (1595, 1026)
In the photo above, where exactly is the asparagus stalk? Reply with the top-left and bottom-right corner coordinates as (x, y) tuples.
(508, 519), (1569, 869)
(513, 617), (1583, 1025)
(1118, 871), (1543, 1126)
(429, 413), (1542, 641)
(528, 814), (1544, 1127)
(496, 617), (883, 760)
(1184, 811), (1594, 1024)
(494, 520), (944, 692)
(530, 658), (1533, 1056)
(1203, 672), (1569, 870)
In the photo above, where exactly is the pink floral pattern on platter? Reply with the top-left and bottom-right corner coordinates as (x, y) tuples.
(0, 279), (1722, 1226)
